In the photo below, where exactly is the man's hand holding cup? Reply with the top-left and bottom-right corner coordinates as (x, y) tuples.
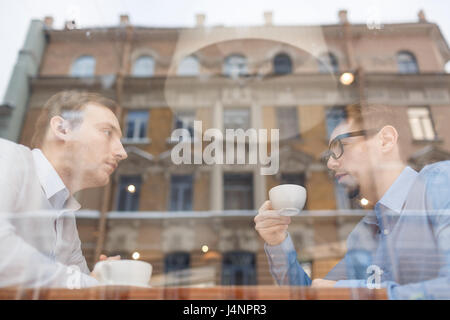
(254, 184), (307, 246)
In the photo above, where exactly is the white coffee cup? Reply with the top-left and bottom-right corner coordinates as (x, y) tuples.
(269, 184), (307, 216)
(93, 259), (152, 287)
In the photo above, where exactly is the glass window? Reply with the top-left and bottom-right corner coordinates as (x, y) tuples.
(223, 54), (248, 78)
(318, 52), (339, 74)
(169, 175), (193, 211)
(276, 107), (299, 140)
(164, 252), (190, 273)
(173, 110), (195, 141)
(223, 108), (250, 130)
(177, 55), (199, 76)
(224, 173), (253, 210)
(117, 175), (142, 211)
(222, 251), (257, 285)
(325, 106), (347, 139)
(70, 55), (96, 77)
(125, 110), (149, 141)
(397, 51), (419, 74)
(274, 53), (293, 75)
(132, 55), (155, 77)
(408, 107), (436, 140)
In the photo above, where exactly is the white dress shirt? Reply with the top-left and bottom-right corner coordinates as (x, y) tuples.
(0, 138), (99, 288)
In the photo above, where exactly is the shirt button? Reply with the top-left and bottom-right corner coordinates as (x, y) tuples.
(383, 229), (389, 235)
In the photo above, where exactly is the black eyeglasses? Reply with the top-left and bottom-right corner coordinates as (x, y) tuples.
(324, 129), (380, 162)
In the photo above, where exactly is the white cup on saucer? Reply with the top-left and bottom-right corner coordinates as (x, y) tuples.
(93, 259), (152, 287)
(269, 184), (307, 216)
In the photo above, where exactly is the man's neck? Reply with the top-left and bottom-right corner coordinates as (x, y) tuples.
(40, 146), (79, 195)
(368, 162), (407, 203)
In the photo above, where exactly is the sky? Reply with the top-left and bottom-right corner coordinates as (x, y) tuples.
(1, 0), (450, 101)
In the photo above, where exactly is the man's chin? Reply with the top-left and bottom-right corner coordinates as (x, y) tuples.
(337, 177), (360, 199)
(347, 185), (360, 199)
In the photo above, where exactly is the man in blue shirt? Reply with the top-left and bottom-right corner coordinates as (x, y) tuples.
(255, 104), (450, 299)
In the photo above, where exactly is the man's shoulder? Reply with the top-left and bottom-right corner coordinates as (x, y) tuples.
(418, 161), (450, 179)
(0, 138), (31, 154)
(0, 138), (33, 171)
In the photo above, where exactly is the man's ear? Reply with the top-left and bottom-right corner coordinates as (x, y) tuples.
(49, 116), (70, 141)
(378, 125), (398, 153)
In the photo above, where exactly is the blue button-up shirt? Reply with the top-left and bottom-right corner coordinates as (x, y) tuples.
(265, 161), (450, 299)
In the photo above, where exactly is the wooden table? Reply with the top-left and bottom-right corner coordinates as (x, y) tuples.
(0, 286), (388, 300)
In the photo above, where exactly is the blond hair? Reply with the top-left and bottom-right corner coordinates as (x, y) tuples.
(31, 90), (118, 148)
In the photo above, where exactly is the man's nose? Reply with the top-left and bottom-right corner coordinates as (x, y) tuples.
(327, 156), (340, 171)
(114, 139), (128, 161)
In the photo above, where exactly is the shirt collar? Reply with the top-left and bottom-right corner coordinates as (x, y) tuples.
(32, 149), (81, 211)
(362, 166), (418, 225)
(377, 166), (418, 214)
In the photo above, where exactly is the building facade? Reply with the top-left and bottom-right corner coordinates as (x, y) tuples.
(12, 10), (450, 286)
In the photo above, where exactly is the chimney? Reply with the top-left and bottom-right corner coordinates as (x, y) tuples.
(43, 16), (53, 29)
(64, 20), (77, 30)
(338, 10), (349, 24)
(264, 11), (273, 26)
(120, 14), (130, 26)
(196, 14), (206, 27)
(418, 10), (427, 23)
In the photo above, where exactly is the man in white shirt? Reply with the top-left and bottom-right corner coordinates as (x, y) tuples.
(0, 90), (128, 288)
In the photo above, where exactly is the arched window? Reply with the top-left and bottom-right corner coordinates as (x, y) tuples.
(397, 51), (419, 74)
(223, 54), (248, 78)
(318, 52), (339, 74)
(70, 55), (96, 77)
(273, 53), (293, 75)
(132, 55), (155, 77)
(177, 55), (199, 76)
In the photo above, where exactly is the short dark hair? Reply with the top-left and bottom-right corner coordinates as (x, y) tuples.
(31, 90), (119, 148)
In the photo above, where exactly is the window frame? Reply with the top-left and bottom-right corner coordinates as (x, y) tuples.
(397, 51), (419, 74)
(123, 110), (150, 143)
(132, 55), (155, 77)
(273, 53), (293, 75)
(70, 55), (96, 77)
(169, 174), (194, 211)
(407, 106), (438, 141)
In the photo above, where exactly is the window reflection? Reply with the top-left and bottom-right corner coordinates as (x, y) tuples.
(132, 55), (155, 77)
(397, 51), (419, 74)
(70, 55), (95, 77)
